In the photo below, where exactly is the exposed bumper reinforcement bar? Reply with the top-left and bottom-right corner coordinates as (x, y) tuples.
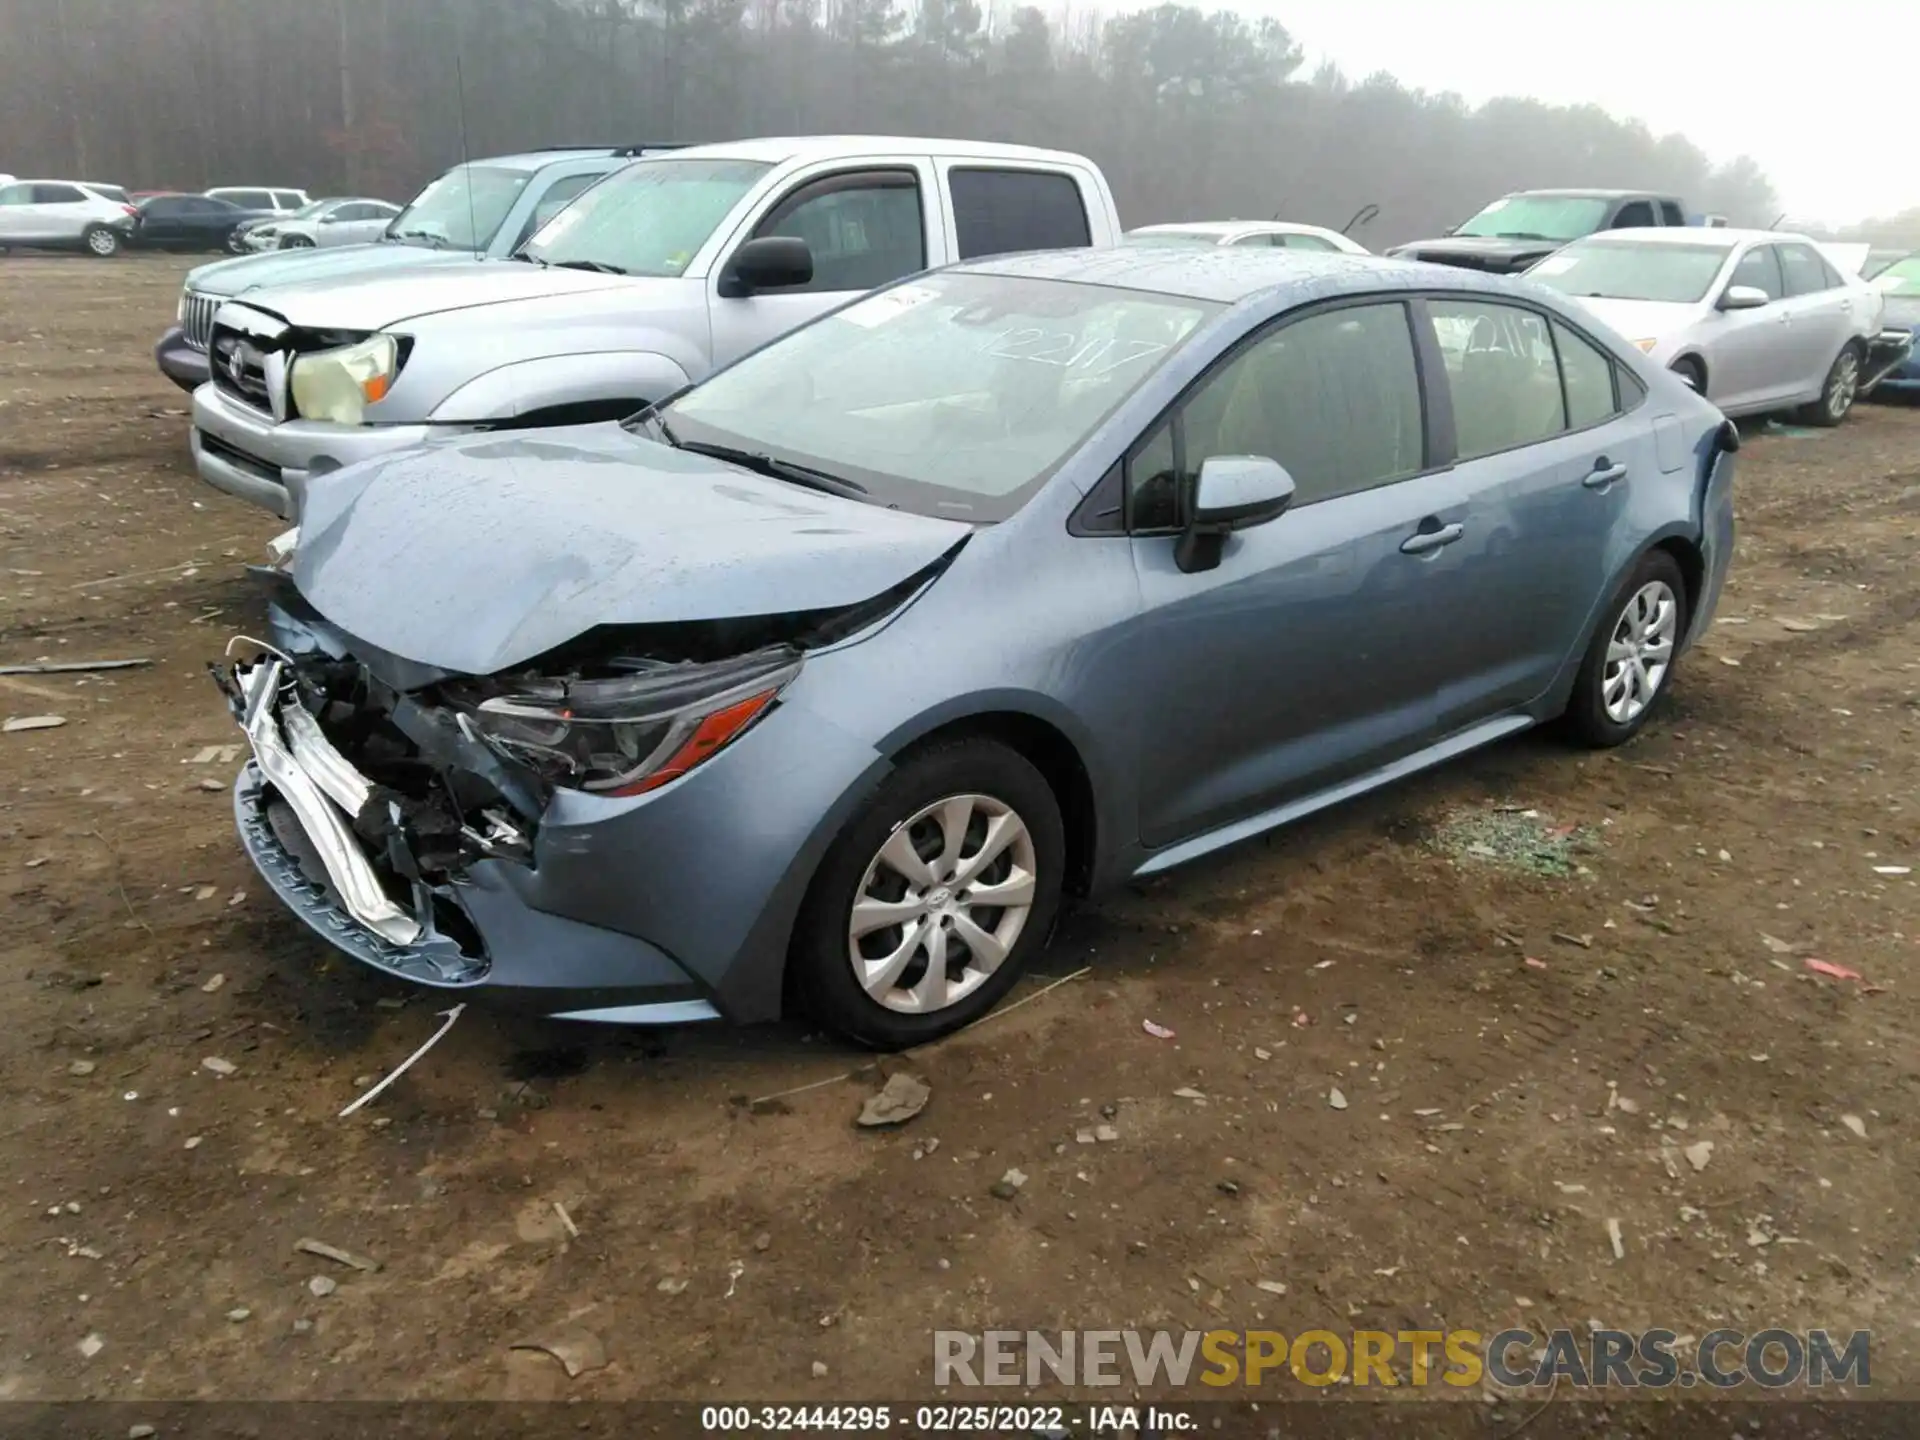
(235, 657), (421, 946)
(1865, 329), (1916, 391)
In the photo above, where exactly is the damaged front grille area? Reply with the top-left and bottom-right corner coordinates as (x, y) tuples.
(219, 650), (539, 983)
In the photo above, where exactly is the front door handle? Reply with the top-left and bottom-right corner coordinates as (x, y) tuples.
(1400, 522), (1464, 555)
(1583, 461), (1628, 489)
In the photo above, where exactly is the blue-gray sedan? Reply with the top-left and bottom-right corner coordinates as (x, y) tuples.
(218, 247), (1737, 1048)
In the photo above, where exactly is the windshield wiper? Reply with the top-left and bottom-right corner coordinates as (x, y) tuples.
(1496, 231), (1560, 242)
(550, 258), (627, 274)
(661, 427), (869, 499)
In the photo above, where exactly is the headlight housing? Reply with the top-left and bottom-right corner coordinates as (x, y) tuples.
(449, 645), (802, 796)
(289, 333), (400, 425)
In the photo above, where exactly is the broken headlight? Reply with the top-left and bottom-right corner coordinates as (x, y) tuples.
(452, 646), (801, 797)
(290, 333), (400, 425)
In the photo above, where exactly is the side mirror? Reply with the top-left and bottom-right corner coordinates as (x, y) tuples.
(1175, 456), (1296, 574)
(1718, 284), (1770, 312)
(718, 236), (813, 298)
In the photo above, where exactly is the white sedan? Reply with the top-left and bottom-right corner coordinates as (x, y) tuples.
(1526, 228), (1886, 425)
(243, 197), (399, 251)
(1124, 220), (1370, 255)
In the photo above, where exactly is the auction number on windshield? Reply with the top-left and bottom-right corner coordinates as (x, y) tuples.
(983, 327), (1169, 376)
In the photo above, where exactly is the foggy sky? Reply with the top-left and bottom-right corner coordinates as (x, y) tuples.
(1156, 0), (1919, 226)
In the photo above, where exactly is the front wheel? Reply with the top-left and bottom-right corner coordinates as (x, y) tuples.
(83, 225), (121, 257)
(1800, 344), (1862, 427)
(1563, 550), (1690, 748)
(224, 229), (250, 254)
(279, 235), (314, 250)
(789, 737), (1066, 1049)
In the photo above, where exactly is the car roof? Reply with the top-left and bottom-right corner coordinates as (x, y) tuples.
(1505, 188), (1676, 199)
(1563, 227), (1808, 249)
(666, 135), (1096, 168)
(957, 246), (1560, 306)
(470, 149), (625, 171)
(1130, 221), (1336, 238)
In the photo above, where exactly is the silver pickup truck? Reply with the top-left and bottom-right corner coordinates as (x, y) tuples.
(190, 136), (1122, 518)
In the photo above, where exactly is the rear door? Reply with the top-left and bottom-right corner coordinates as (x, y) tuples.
(336, 202), (397, 245)
(138, 196), (187, 243)
(181, 197), (233, 242)
(706, 159), (938, 372)
(1418, 295), (1654, 728)
(1711, 243), (1796, 411)
(1776, 241), (1856, 398)
(1126, 298), (1468, 846)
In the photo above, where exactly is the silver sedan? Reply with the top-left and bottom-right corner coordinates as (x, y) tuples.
(1526, 228), (1887, 425)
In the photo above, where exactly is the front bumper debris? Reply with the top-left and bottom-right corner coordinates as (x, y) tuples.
(1865, 328), (1917, 391)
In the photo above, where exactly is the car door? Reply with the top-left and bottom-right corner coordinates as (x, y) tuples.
(1708, 243), (1796, 412)
(28, 183), (90, 241)
(1420, 296), (1654, 728)
(1125, 298), (1470, 848)
(338, 202), (396, 244)
(180, 197), (231, 244)
(137, 196), (185, 244)
(1776, 242), (1856, 399)
(707, 161), (940, 372)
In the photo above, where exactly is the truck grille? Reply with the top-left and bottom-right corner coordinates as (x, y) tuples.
(209, 324), (273, 412)
(181, 291), (219, 351)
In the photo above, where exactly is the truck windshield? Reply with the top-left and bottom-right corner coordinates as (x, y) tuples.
(387, 165), (530, 250)
(1528, 239), (1730, 304)
(1456, 195), (1612, 242)
(519, 158), (772, 276)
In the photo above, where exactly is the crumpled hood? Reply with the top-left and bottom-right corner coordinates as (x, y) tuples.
(239, 261), (648, 332)
(1567, 296), (1702, 347)
(1393, 235), (1559, 272)
(293, 425), (971, 675)
(185, 242), (473, 298)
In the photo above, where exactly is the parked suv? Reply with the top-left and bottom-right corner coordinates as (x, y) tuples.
(157, 148), (662, 391)
(0, 179), (139, 256)
(191, 136), (1123, 519)
(206, 187), (311, 213)
(1388, 189), (1692, 274)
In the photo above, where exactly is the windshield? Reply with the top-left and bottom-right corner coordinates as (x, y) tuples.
(1456, 195), (1611, 242)
(1124, 230), (1219, 248)
(386, 165), (530, 250)
(1875, 256), (1920, 296)
(521, 158), (771, 276)
(656, 272), (1217, 521)
(1527, 240), (1730, 304)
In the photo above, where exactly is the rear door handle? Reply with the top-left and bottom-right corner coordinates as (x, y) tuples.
(1583, 461), (1628, 490)
(1400, 522), (1464, 555)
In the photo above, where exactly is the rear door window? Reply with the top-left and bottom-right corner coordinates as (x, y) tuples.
(1426, 299), (1566, 459)
(1778, 243), (1837, 296)
(1553, 320), (1624, 429)
(273, 191), (305, 209)
(1658, 200), (1686, 226)
(949, 168), (1093, 259)
(32, 184), (86, 204)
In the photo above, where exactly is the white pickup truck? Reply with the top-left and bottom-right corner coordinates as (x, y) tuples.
(191, 136), (1124, 518)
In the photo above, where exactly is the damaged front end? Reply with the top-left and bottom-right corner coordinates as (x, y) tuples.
(214, 556), (945, 1001)
(1864, 328), (1917, 392)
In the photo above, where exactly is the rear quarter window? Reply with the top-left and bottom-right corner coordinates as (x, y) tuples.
(949, 168), (1093, 260)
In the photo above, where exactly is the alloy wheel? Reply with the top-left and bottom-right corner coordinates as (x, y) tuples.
(86, 229), (117, 256)
(847, 792), (1038, 1015)
(1827, 351), (1860, 420)
(1602, 580), (1678, 724)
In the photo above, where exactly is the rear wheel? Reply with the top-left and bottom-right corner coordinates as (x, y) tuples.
(83, 225), (120, 257)
(789, 737), (1065, 1049)
(1563, 550), (1690, 748)
(279, 235), (315, 250)
(1799, 343), (1862, 427)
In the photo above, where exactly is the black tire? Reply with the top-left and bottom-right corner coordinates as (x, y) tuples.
(1563, 549), (1690, 748)
(790, 737), (1066, 1050)
(1799, 343), (1863, 428)
(82, 225), (121, 258)
(1670, 355), (1706, 396)
(279, 235), (314, 250)
(224, 229), (249, 254)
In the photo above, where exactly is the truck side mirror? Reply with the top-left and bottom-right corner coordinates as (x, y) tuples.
(719, 236), (813, 298)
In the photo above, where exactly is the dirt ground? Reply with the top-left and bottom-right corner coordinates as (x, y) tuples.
(2, 254), (1918, 1415)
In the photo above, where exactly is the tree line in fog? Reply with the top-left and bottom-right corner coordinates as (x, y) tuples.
(0, 0), (1783, 244)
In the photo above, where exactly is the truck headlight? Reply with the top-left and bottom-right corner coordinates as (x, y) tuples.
(289, 334), (399, 425)
(176, 292), (186, 323)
